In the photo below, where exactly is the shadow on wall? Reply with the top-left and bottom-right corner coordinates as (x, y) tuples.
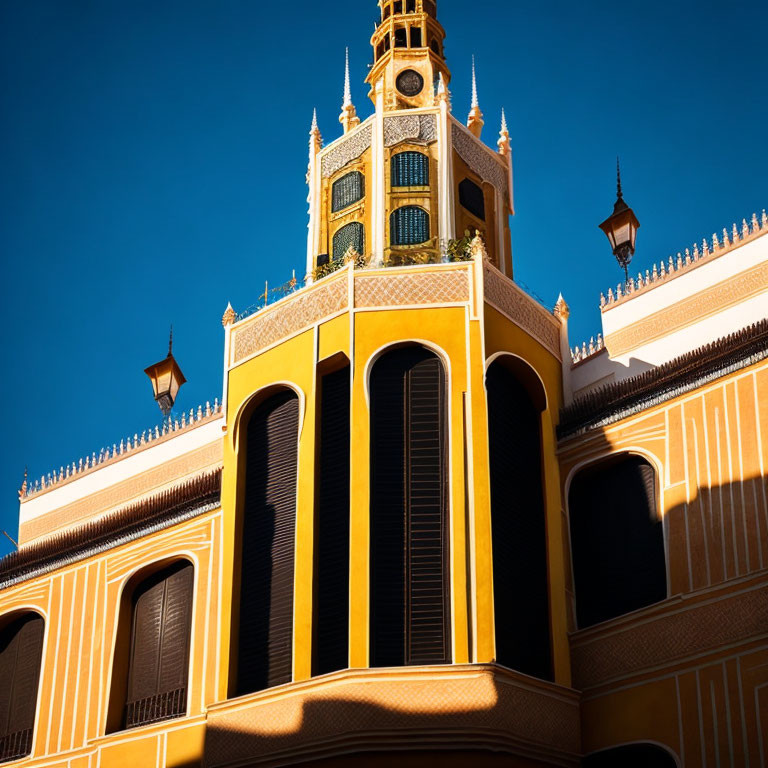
(564, 422), (768, 765)
(200, 673), (581, 768)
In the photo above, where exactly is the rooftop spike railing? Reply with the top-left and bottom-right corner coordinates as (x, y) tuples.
(571, 333), (605, 364)
(600, 210), (767, 309)
(21, 399), (222, 500)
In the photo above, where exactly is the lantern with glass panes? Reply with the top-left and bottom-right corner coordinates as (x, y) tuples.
(599, 160), (640, 283)
(144, 328), (186, 417)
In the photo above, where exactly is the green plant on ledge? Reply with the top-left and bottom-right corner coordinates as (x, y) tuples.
(446, 230), (474, 262)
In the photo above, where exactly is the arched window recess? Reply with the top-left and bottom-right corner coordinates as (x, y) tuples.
(0, 612), (45, 763)
(107, 560), (194, 733)
(568, 453), (667, 628)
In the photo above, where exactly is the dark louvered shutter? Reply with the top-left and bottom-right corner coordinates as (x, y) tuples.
(370, 351), (408, 667)
(371, 348), (450, 667)
(237, 390), (299, 694)
(313, 366), (351, 677)
(486, 362), (552, 681)
(0, 614), (44, 762)
(569, 455), (666, 629)
(125, 561), (193, 728)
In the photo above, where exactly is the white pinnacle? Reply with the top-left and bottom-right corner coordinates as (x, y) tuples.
(500, 108), (508, 133)
(471, 55), (479, 109)
(343, 48), (352, 107)
(311, 108), (318, 132)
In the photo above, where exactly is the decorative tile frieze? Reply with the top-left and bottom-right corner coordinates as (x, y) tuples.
(355, 268), (469, 308)
(484, 265), (561, 359)
(604, 261), (768, 357)
(451, 122), (508, 198)
(233, 275), (348, 363)
(321, 124), (373, 178)
(383, 114), (437, 147)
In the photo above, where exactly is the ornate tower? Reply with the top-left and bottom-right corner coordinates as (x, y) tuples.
(305, 0), (514, 278)
(367, 0), (450, 111)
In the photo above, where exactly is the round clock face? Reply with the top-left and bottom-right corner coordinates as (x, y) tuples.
(396, 69), (424, 97)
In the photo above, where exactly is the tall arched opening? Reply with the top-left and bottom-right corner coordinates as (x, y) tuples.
(369, 346), (451, 667)
(486, 356), (552, 681)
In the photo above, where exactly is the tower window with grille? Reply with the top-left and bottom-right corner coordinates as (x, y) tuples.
(332, 171), (364, 213)
(410, 27), (422, 47)
(391, 152), (429, 187)
(0, 614), (44, 764)
(391, 206), (430, 246)
(394, 27), (407, 48)
(459, 178), (486, 220)
(333, 222), (365, 261)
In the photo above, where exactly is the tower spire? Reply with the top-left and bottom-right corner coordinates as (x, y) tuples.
(497, 108), (510, 157)
(467, 55), (484, 138)
(309, 108), (323, 157)
(339, 48), (360, 134)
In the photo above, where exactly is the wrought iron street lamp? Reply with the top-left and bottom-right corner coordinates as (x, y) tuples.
(144, 328), (186, 417)
(599, 160), (640, 283)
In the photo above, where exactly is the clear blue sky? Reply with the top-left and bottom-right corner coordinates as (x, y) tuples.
(1, 0), (766, 555)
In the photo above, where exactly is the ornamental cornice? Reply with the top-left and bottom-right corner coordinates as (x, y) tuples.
(450, 119), (509, 199)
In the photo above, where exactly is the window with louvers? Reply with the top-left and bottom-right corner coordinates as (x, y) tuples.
(313, 366), (351, 677)
(237, 390), (299, 694)
(390, 206), (430, 246)
(569, 455), (666, 628)
(391, 152), (429, 187)
(124, 562), (193, 729)
(370, 347), (450, 667)
(486, 361), (552, 681)
(0, 614), (44, 763)
(332, 222), (365, 262)
(331, 171), (364, 213)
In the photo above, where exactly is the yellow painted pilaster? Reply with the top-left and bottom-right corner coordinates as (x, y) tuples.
(541, 408), (572, 686)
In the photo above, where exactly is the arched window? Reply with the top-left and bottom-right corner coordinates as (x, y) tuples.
(237, 390), (299, 694)
(390, 206), (430, 246)
(459, 178), (486, 220)
(332, 171), (364, 213)
(313, 363), (351, 677)
(584, 744), (678, 767)
(0, 613), (44, 762)
(486, 359), (552, 681)
(121, 562), (194, 730)
(569, 455), (666, 628)
(370, 347), (451, 667)
(332, 222), (365, 262)
(391, 151), (429, 187)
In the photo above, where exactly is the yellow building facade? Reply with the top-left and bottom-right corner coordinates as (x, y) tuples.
(1, 2), (766, 767)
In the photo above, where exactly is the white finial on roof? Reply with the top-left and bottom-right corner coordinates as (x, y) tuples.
(339, 49), (360, 134)
(467, 56), (484, 138)
(343, 47), (352, 107)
